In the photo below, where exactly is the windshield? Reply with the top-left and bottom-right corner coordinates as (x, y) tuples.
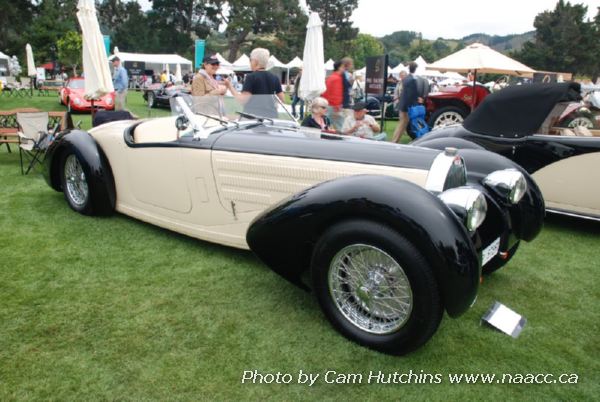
(68, 79), (85, 89)
(169, 94), (297, 126)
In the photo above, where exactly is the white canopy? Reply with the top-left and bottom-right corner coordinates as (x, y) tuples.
(324, 58), (334, 71)
(77, 0), (114, 99)
(267, 55), (286, 70)
(299, 12), (326, 101)
(216, 67), (234, 76)
(214, 53), (233, 67)
(285, 56), (303, 69)
(109, 52), (192, 66)
(428, 42), (535, 75)
(0, 51), (9, 60)
(232, 54), (251, 71)
(390, 63), (407, 74)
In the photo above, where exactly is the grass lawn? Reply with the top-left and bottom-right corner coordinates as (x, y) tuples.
(0, 94), (598, 401)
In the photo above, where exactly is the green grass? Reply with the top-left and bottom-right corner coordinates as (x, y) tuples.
(1, 95), (599, 401)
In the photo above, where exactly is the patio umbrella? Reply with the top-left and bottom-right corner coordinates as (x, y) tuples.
(26, 44), (36, 77)
(76, 0), (114, 103)
(299, 12), (325, 101)
(175, 63), (182, 83)
(428, 42), (536, 109)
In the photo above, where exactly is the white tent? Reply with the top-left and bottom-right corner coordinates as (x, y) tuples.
(232, 54), (251, 71)
(267, 55), (286, 70)
(0, 51), (9, 60)
(324, 58), (334, 71)
(285, 56), (303, 69)
(390, 63), (407, 74)
(414, 55), (428, 75)
(216, 67), (234, 76)
(109, 51), (193, 75)
(214, 53), (233, 67)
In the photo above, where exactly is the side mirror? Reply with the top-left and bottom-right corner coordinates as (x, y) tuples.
(175, 115), (189, 131)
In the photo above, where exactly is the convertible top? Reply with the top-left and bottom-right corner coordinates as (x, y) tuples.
(463, 82), (582, 137)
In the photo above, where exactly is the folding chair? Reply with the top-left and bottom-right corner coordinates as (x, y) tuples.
(17, 111), (52, 175)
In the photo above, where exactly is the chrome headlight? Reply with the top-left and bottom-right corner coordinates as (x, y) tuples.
(425, 147), (467, 193)
(483, 169), (527, 204)
(439, 187), (488, 231)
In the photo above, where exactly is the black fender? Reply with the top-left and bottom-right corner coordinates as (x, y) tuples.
(246, 175), (480, 318)
(412, 134), (545, 242)
(44, 129), (116, 215)
(458, 148), (545, 242)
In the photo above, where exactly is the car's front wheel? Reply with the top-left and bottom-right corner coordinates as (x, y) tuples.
(311, 220), (443, 355)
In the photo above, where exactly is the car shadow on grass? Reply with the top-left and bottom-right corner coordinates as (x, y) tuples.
(544, 213), (600, 235)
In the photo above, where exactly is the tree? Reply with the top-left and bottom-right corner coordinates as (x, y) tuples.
(222, 0), (306, 62)
(57, 31), (82, 76)
(98, 0), (160, 53)
(26, 0), (79, 63)
(306, 0), (359, 60)
(0, 0), (35, 58)
(349, 34), (384, 68)
(512, 0), (600, 77)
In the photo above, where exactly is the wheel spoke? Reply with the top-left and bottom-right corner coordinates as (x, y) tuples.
(328, 244), (413, 334)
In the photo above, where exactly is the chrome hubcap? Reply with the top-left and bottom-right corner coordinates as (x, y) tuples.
(64, 154), (88, 207)
(328, 244), (413, 334)
(435, 111), (464, 127)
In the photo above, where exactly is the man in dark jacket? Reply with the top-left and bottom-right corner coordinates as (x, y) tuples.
(392, 61), (418, 143)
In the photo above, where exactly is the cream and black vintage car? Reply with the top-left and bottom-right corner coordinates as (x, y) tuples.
(43, 95), (544, 355)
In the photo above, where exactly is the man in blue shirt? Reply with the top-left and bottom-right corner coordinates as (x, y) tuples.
(112, 56), (128, 111)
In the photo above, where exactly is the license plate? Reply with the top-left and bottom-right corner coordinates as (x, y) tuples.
(482, 237), (501, 266)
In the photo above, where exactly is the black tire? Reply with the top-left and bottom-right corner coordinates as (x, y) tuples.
(311, 220), (443, 355)
(481, 242), (520, 275)
(147, 92), (155, 108)
(60, 150), (95, 215)
(428, 106), (467, 129)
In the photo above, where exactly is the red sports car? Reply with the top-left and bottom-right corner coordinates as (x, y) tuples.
(59, 77), (115, 113)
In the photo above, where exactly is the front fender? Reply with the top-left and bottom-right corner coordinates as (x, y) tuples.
(44, 129), (115, 215)
(247, 175), (480, 318)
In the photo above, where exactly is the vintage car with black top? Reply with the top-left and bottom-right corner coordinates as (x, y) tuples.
(43, 95), (544, 355)
(414, 82), (600, 221)
(142, 82), (191, 108)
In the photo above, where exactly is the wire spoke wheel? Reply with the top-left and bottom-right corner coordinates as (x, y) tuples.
(328, 244), (413, 334)
(567, 116), (594, 129)
(64, 154), (88, 207)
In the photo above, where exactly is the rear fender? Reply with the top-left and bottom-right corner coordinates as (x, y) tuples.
(44, 129), (116, 215)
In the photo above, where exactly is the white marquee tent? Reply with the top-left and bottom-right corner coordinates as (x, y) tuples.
(109, 51), (193, 74)
(285, 56), (303, 69)
(267, 55), (286, 70)
(214, 53), (233, 67)
(232, 54), (251, 71)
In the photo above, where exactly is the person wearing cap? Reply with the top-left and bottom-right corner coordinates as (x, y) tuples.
(192, 56), (229, 97)
(342, 101), (381, 139)
(111, 56), (128, 111)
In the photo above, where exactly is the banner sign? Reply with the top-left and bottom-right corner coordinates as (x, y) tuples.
(103, 35), (111, 57)
(124, 61), (146, 76)
(365, 55), (388, 97)
(195, 39), (206, 71)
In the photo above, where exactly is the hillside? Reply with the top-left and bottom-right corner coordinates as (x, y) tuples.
(461, 32), (536, 52)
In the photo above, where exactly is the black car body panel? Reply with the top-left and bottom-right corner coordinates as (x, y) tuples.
(246, 175), (481, 317)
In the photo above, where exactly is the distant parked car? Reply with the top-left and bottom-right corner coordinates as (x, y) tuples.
(142, 83), (191, 108)
(59, 77), (115, 113)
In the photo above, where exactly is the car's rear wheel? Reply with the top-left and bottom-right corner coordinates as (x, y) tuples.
(311, 220), (443, 355)
(61, 152), (93, 214)
(147, 92), (155, 108)
(429, 106), (467, 129)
